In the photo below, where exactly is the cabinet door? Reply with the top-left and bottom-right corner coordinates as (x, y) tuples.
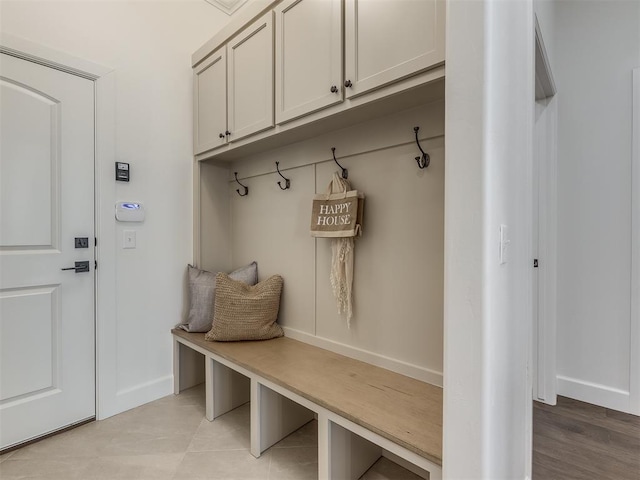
(194, 47), (227, 154)
(275, 0), (343, 124)
(228, 12), (274, 142)
(344, 0), (445, 99)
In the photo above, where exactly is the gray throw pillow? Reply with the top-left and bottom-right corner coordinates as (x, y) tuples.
(205, 273), (284, 342)
(176, 262), (258, 333)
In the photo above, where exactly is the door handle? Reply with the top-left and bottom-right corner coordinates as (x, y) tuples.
(61, 261), (90, 273)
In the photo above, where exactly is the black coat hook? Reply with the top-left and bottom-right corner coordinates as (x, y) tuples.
(275, 162), (290, 190)
(234, 172), (248, 196)
(413, 126), (430, 169)
(332, 147), (348, 179)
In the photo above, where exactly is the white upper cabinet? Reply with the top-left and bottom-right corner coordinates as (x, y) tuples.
(228, 12), (275, 142)
(274, 0), (343, 124)
(194, 47), (227, 155)
(192, 0), (446, 159)
(344, 0), (445, 98)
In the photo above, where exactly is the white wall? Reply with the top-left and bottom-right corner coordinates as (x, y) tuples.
(444, 0), (534, 478)
(554, 0), (640, 414)
(0, 0), (231, 417)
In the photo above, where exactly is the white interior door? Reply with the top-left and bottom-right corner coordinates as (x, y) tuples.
(532, 18), (558, 407)
(532, 96), (558, 407)
(631, 68), (640, 415)
(0, 53), (95, 450)
(533, 100), (542, 398)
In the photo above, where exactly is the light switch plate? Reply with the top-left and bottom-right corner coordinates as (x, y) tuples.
(500, 224), (510, 264)
(123, 230), (136, 249)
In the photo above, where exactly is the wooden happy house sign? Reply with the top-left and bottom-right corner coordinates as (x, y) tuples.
(310, 190), (364, 238)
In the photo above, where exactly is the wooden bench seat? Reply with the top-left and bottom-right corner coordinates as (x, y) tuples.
(172, 329), (442, 479)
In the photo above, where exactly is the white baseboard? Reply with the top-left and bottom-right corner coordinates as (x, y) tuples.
(98, 375), (174, 420)
(557, 375), (631, 413)
(283, 327), (443, 387)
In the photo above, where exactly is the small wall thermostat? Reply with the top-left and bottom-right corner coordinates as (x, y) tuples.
(115, 202), (145, 222)
(115, 162), (130, 182)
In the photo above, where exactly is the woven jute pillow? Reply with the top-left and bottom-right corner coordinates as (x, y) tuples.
(205, 272), (284, 342)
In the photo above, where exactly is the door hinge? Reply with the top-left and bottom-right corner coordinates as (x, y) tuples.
(533, 259), (539, 268)
(95, 237), (97, 247)
(95, 260), (98, 270)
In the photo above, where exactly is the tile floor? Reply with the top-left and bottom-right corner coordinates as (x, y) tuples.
(0, 385), (424, 480)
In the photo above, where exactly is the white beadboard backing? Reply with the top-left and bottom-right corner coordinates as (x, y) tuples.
(198, 161), (233, 273)
(313, 140), (444, 380)
(284, 327), (443, 386)
(229, 163), (317, 336)
(197, 101), (445, 385)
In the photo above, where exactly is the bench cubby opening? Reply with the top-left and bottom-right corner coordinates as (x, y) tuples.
(325, 421), (430, 480)
(174, 338), (251, 421)
(251, 381), (316, 457)
(325, 420), (381, 480)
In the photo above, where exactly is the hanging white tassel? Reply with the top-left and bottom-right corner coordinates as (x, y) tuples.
(330, 237), (354, 327)
(326, 173), (355, 327)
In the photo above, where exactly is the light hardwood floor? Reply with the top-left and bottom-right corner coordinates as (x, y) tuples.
(0, 384), (423, 480)
(533, 396), (640, 480)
